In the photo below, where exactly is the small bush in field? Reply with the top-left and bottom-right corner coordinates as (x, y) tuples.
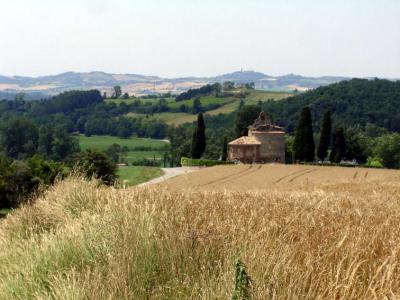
(231, 259), (252, 300)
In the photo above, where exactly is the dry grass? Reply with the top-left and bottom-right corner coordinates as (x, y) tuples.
(0, 166), (400, 299)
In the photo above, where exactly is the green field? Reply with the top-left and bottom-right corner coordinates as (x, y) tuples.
(244, 90), (293, 104)
(78, 135), (169, 151)
(77, 135), (166, 185)
(167, 96), (231, 109)
(127, 112), (197, 125)
(117, 166), (164, 186)
(78, 136), (168, 163)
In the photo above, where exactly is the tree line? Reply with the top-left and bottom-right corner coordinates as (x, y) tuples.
(291, 106), (400, 168)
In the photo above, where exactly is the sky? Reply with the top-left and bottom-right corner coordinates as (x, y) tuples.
(0, 0), (399, 78)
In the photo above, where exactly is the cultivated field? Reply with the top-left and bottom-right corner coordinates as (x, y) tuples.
(78, 135), (169, 163)
(78, 135), (168, 152)
(159, 164), (400, 191)
(1, 165), (399, 298)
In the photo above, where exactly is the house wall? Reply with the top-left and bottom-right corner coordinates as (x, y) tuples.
(250, 131), (285, 163)
(228, 145), (260, 163)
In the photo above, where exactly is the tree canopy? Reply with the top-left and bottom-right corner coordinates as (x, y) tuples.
(190, 113), (206, 159)
(261, 78), (400, 133)
(235, 105), (261, 138)
(293, 107), (315, 162)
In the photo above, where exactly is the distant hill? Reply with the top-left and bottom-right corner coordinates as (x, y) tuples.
(0, 70), (350, 97)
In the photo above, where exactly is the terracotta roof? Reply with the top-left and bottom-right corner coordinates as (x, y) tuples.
(228, 136), (261, 146)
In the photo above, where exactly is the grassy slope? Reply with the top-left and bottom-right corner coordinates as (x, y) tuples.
(1, 166), (400, 298)
(117, 166), (164, 186)
(78, 135), (168, 151)
(124, 90), (293, 125)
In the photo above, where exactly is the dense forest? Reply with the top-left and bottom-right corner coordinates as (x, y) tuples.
(0, 90), (169, 139)
(260, 78), (400, 132)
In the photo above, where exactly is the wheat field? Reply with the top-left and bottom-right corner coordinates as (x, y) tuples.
(157, 164), (400, 192)
(0, 165), (400, 299)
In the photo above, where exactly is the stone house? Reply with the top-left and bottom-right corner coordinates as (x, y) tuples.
(228, 111), (285, 163)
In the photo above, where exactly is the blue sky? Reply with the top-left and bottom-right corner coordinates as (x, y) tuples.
(0, 0), (399, 78)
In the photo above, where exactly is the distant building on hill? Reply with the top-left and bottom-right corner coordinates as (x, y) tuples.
(228, 111), (285, 163)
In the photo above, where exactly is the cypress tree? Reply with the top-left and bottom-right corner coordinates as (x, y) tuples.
(317, 111), (332, 161)
(293, 107), (315, 162)
(330, 127), (346, 163)
(190, 113), (206, 159)
(221, 136), (228, 161)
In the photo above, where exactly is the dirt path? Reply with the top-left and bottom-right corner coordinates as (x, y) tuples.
(138, 167), (202, 186)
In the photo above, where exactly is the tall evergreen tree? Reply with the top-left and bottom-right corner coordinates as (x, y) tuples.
(330, 128), (346, 163)
(221, 136), (228, 161)
(317, 111), (332, 161)
(293, 107), (315, 162)
(190, 113), (206, 159)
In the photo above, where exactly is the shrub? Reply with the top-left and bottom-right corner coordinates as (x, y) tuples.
(180, 157), (233, 167)
(366, 157), (384, 168)
(231, 259), (252, 300)
(0, 155), (64, 209)
(74, 150), (117, 185)
(131, 158), (161, 167)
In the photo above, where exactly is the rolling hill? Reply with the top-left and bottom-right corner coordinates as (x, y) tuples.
(0, 70), (349, 98)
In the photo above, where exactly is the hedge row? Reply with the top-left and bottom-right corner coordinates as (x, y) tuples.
(180, 157), (233, 167)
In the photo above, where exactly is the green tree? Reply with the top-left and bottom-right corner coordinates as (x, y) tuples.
(1, 117), (38, 159)
(285, 135), (295, 164)
(38, 126), (54, 157)
(293, 107), (315, 162)
(238, 99), (245, 110)
(221, 136), (228, 161)
(51, 127), (79, 161)
(330, 128), (346, 163)
(317, 111), (332, 161)
(223, 81), (235, 91)
(192, 97), (203, 114)
(235, 105), (261, 138)
(74, 149), (117, 185)
(105, 143), (122, 163)
(373, 134), (400, 168)
(113, 86), (122, 99)
(344, 128), (371, 163)
(190, 113), (206, 159)
(0, 157), (39, 209)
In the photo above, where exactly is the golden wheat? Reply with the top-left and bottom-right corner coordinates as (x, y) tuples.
(0, 166), (399, 299)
